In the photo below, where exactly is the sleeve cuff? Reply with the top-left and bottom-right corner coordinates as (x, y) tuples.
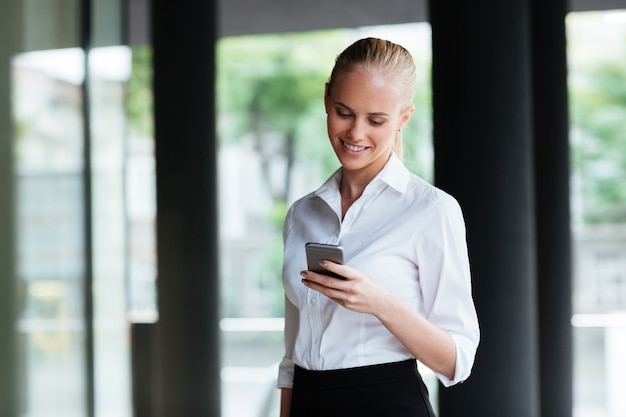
(276, 356), (295, 389)
(434, 330), (478, 387)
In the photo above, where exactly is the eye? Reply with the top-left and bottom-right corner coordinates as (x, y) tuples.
(336, 109), (352, 119)
(369, 119), (386, 126)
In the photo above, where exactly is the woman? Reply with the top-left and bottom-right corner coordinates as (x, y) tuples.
(277, 37), (479, 417)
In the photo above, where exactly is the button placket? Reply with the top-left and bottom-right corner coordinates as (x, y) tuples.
(307, 291), (323, 366)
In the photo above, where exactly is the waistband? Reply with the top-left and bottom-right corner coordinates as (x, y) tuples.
(293, 359), (419, 390)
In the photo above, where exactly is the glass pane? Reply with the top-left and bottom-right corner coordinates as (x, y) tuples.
(217, 23), (434, 417)
(89, 45), (133, 417)
(126, 45), (158, 323)
(12, 48), (86, 417)
(567, 10), (626, 417)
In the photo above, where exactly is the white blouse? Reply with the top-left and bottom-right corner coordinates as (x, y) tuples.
(277, 154), (479, 388)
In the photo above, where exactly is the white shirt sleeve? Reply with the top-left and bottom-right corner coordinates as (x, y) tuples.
(277, 206), (298, 388)
(277, 295), (298, 388)
(417, 194), (480, 386)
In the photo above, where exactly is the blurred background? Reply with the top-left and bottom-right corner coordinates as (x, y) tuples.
(1, 1), (626, 416)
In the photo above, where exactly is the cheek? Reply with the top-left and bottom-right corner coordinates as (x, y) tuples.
(372, 127), (395, 144)
(326, 116), (344, 135)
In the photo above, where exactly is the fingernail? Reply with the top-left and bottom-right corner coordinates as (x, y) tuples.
(301, 279), (310, 285)
(319, 260), (327, 267)
(300, 271), (307, 277)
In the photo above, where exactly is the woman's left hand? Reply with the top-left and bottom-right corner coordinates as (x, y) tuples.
(300, 261), (390, 315)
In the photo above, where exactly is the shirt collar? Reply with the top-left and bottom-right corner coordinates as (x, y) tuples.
(376, 152), (410, 193)
(314, 152), (410, 202)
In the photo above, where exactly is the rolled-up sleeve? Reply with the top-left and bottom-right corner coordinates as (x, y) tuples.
(277, 207), (299, 388)
(417, 195), (480, 387)
(277, 295), (299, 388)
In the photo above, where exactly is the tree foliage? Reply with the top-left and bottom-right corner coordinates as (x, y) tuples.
(217, 32), (349, 205)
(569, 27), (626, 223)
(128, 45), (153, 137)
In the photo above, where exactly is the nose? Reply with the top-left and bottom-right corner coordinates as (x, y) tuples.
(347, 119), (364, 141)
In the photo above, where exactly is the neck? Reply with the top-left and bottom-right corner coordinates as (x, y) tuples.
(339, 152), (393, 217)
(340, 152), (393, 196)
(339, 165), (378, 218)
(340, 170), (369, 202)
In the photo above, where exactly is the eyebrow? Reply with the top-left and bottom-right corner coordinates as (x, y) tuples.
(335, 101), (390, 117)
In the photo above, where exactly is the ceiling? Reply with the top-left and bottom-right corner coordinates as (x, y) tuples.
(218, 0), (427, 37)
(128, 0), (626, 44)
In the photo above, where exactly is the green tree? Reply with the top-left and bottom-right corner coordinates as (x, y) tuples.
(217, 32), (349, 317)
(570, 32), (626, 223)
(217, 32), (347, 206)
(128, 45), (154, 138)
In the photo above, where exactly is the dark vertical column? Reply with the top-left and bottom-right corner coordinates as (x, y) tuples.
(80, 0), (96, 415)
(0, 2), (18, 416)
(531, 1), (573, 416)
(430, 1), (540, 417)
(131, 324), (157, 417)
(152, 0), (220, 416)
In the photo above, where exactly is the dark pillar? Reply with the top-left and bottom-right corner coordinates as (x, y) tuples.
(0, 74), (17, 416)
(531, 1), (573, 416)
(0, 1), (19, 415)
(430, 1), (540, 416)
(152, 0), (221, 415)
(80, 0), (96, 415)
(131, 324), (157, 417)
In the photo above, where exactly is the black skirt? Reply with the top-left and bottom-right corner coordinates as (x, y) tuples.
(290, 359), (437, 417)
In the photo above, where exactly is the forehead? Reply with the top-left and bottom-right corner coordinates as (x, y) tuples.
(330, 69), (403, 111)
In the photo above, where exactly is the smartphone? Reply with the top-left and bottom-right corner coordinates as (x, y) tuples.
(305, 242), (345, 279)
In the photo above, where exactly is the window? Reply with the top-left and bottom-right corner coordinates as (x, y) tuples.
(6, 2), (134, 414)
(11, 45), (133, 417)
(567, 10), (626, 417)
(13, 48), (87, 417)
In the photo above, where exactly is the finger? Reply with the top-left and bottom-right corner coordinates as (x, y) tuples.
(303, 279), (345, 302)
(320, 260), (352, 280)
(300, 270), (328, 286)
(302, 270), (342, 289)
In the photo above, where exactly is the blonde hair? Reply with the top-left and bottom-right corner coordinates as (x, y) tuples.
(326, 37), (417, 160)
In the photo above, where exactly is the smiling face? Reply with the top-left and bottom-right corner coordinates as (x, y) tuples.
(325, 68), (414, 180)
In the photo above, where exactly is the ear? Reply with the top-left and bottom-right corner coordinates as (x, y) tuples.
(399, 105), (415, 130)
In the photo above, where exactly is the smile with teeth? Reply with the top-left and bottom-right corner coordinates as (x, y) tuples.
(342, 140), (368, 152)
